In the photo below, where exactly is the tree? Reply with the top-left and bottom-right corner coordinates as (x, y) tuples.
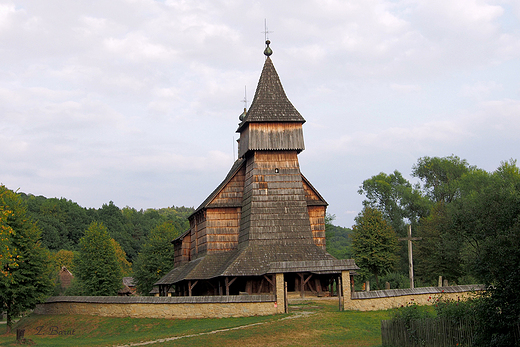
(414, 202), (465, 284)
(52, 249), (76, 273)
(20, 194), (91, 251)
(133, 221), (179, 295)
(74, 222), (122, 296)
(412, 155), (474, 203)
(325, 214), (353, 259)
(352, 207), (399, 288)
(358, 170), (430, 236)
(111, 239), (132, 277)
(0, 185), (53, 332)
(96, 201), (137, 262)
(446, 160), (520, 345)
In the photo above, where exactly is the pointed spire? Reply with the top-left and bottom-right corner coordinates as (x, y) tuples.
(237, 52), (305, 131)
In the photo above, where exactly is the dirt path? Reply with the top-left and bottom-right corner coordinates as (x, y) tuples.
(113, 312), (315, 347)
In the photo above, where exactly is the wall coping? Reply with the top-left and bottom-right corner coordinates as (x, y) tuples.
(43, 295), (276, 304)
(351, 284), (485, 300)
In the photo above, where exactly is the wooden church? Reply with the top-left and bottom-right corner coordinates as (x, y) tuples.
(155, 41), (358, 297)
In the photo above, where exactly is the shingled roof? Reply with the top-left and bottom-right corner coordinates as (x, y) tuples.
(190, 157), (245, 217)
(237, 57), (305, 132)
(156, 245), (357, 284)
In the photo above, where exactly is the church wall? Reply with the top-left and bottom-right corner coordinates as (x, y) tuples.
(190, 211), (207, 258)
(209, 165), (245, 207)
(238, 123), (305, 158)
(308, 205), (326, 249)
(174, 233), (191, 266)
(239, 151), (314, 246)
(205, 207), (241, 253)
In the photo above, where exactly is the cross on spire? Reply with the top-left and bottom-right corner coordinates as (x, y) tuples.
(399, 225), (422, 289)
(241, 85), (247, 109)
(262, 19), (273, 42)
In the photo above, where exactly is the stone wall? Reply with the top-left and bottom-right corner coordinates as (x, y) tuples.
(35, 285), (486, 319)
(35, 295), (277, 319)
(344, 284), (484, 311)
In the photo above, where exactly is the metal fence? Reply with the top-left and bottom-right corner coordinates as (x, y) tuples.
(381, 318), (476, 347)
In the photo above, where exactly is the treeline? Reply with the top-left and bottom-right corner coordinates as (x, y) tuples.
(19, 193), (193, 264)
(357, 156), (520, 286)
(325, 215), (353, 260)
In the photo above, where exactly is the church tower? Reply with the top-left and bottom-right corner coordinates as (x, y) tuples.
(236, 40), (322, 249)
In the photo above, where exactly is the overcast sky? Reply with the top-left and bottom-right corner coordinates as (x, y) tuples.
(1, 0), (520, 228)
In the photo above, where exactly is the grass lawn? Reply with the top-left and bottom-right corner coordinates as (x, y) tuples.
(0, 300), (392, 346)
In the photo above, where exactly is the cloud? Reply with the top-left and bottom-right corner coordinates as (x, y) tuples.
(390, 83), (422, 93)
(460, 81), (503, 99)
(1, 0), (519, 228)
(322, 97), (520, 157)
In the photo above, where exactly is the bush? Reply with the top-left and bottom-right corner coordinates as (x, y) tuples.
(392, 301), (434, 326)
(433, 295), (475, 324)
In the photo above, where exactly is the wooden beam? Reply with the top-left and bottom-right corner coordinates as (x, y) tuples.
(188, 280), (198, 296)
(263, 274), (274, 286)
(302, 274), (313, 286)
(257, 277), (265, 294)
(225, 276), (237, 295)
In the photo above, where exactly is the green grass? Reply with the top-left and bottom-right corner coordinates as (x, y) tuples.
(0, 300), (392, 346)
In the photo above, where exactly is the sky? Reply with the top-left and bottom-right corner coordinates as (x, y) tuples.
(1, 0), (520, 228)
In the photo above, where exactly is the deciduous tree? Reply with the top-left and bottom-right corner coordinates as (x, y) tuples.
(75, 222), (122, 296)
(412, 155), (474, 203)
(0, 185), (53, 332)
(133, 221), (179, 295)
(352, 207), (399, 288)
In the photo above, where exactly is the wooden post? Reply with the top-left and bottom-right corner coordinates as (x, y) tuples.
(298, 273), (305, 298)
(399, 225), (422, 289)
(225, 276), (237, 295)
(284, 281), (288, 313)
(315, 278), (322, 297)
(298, 274), (313, 298)
(188, 280), (198, 296)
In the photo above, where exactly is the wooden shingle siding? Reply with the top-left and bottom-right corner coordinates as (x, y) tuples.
(205, 207), (240, 253)
(239, 150), (315, 247)
(209, 165), (245, 207)
(237, 57), (305, 132)
(238, 123), (305, 157)
(174, 232), (192, 266)
(308, 205), (326, 249)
